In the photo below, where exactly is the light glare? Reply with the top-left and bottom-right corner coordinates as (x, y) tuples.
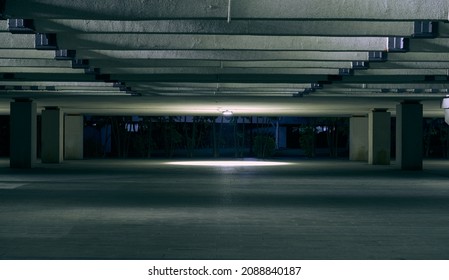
(165, 160), (292, 167)
(222, 110), (233, 116)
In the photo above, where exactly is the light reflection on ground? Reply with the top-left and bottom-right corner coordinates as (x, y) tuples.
(165, 160), (293, 167)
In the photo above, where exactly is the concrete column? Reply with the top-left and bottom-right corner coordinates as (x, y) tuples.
(10, 98), (36, 168)
(396, 101), (423, 170)
(349, 116), (368, 161)
(442, 97), (449, 125)
(41, 107), (63, 163)
(64, 115), (84, 160)
(368, 109), (391, 165)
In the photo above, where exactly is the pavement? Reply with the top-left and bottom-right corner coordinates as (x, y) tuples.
(1, 158), (449, 260)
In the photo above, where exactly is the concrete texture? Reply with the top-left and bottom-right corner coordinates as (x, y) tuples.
(64, 115), (83, 160)
(369, 110), (391, 165)
(350, 116), (368, 161)
(9, 100), (37, 168)
(396, 102), (423, 170)
(41, 107), (63, 164)
(1, 158), (449, 260)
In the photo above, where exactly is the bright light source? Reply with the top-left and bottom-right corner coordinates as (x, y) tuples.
(222, 110), (233, 116)
(165, 161), (292, 167)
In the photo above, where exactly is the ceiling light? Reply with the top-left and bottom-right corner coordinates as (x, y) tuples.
(222, 110), (233, 116)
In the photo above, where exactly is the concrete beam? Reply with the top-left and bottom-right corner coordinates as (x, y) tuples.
(0, 58), (71, 67)
(0, 67), (86, 74)
(0, 49), (57, 59)
(0, 20), (8, 32)
(3, 73), (99, 81)
(354, 69), (449, 76)
(371, 61), (449, 69)
(57, 34), (389, 51)
(389, 52), (449, 62)
(130, 82), (315, 89)
(34, 19), (415, 36)
(0, 81), (117, 87)
(0, 33), (35, 49)
(328, 83), (449, 90)
(109, 74), (328, 83)
(90, 59), (354, 69)
(79, 50), (370, 61)
(103, 67), (341, 75)
(6, 0), (448, 20)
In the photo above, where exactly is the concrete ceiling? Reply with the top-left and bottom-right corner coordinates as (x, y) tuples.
(0, 0), (449, 117)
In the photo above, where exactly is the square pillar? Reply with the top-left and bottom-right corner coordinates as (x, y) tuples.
(41, 107), (63, 163)
(369, 109), (391, 165)
(64, 115), (84, 160)
(10, 98), (36, 168)
(396, 101), (423, 170)
(349, 116), (368, 161)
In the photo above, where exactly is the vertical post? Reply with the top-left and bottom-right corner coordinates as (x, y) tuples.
(64, 114), (84, 160)
(396, 101), (423, 170)
(10, 98), (36, 168)
(41, 107), (63, 163)
(349, 116), (368, 161)
(369, 109), (391, 165)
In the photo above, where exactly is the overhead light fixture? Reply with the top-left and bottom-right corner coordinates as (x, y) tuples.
(222, 110), (233, 116)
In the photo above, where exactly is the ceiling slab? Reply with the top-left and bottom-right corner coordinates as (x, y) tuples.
(0, 0), (448, 117)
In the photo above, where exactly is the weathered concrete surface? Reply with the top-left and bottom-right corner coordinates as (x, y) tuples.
(6, 0), (448, 20)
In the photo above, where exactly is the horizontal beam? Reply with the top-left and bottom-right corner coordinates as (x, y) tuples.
(90, 60), (353, 69)
(57, 34), (389, 51)
(128, 82), (315, 89)
(109, 74), (329, 83)
(354, 69), (449, 76)
(0, 90), (127, 96)
(0, 49), (56, 59)
(2, 73), (99, 81)
(0, 58), (71, 67)
(5, 0), (448, 20)
(0, 81), (116, 87)
(79, 50), (370, 61)
(0, 33), (34, 49)
(34, 19), (415, 36)
(0, 20), (8, 32)
(102, 67), (342, 75)
(328, 83), (449, 89)
(388, 52), (449, 62)
(370, 61), (449, 69)
(0, 67), (86, 73)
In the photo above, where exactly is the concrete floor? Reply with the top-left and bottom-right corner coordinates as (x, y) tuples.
(1, 158), (449, 260)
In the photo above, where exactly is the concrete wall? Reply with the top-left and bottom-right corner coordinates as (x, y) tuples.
(41, 107), (63, 163)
